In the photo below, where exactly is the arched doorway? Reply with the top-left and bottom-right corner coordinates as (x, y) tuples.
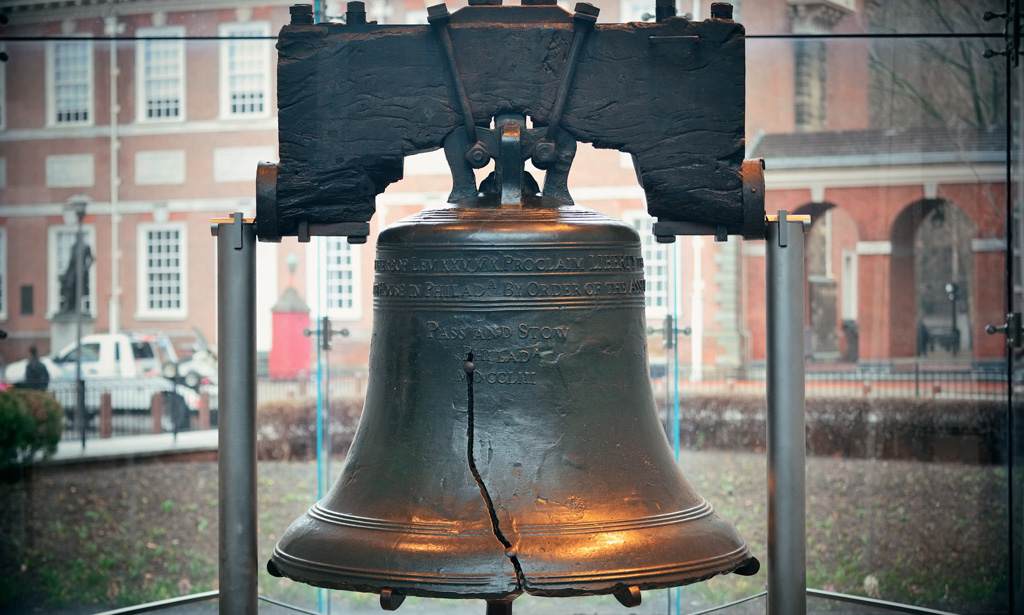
(890, 199), (975, 360)
(794, 202), (861, 363)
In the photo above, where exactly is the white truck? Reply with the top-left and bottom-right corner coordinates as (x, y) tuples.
(3, 333), (201, 430)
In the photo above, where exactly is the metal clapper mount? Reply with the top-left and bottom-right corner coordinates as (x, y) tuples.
(428, 2), (600, 208)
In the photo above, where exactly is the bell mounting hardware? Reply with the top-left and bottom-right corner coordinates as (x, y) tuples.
(263, 1), (762, 612)
(255, 0), (765, 245)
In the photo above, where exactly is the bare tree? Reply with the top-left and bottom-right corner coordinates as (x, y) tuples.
(866, 0), (1005, 129)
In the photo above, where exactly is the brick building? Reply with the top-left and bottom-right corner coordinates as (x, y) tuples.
(0, 0), (1008, 377)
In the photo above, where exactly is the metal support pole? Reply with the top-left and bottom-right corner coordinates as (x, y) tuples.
(215, 214), (258, 615)
(75, 217), (86, 449)
(766, 211), (807, 615)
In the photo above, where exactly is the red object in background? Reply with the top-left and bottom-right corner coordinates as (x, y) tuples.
(269, 288), (311, 380)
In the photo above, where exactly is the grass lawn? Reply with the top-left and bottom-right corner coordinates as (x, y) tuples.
(0, 450), (1009, 614)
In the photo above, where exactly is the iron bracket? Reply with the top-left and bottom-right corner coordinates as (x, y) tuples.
(304, 315), (350, 351)
(984, 1), (1022, 67)
(985, 312), (1023, 349)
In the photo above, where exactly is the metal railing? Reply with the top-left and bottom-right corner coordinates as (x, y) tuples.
(649, 362), (1009, 400)
(43, 363), (1006, 442)
(47, 379), (216, 441)
(44, 375), (369, 441)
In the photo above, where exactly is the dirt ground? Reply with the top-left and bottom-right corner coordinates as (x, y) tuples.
(0, 450), (1010, 615)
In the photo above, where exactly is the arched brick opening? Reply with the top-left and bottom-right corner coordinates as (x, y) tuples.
(890, 199), (976, 360)
(794, 202), (862, 362)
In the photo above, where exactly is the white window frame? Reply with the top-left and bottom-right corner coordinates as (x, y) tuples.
(307, 238), (362, 322)
(0, 227), (7, 320)
(405, 9), (429, 24)
(135, 26), (186, 123)
(841, 249), (858, 321)
(624, 210), (669, 317)
(46, 37), (94, 127)
(136, 221), (188, 320)
(47, 224), (97, 318)
(619, 0), (656, 22)
(218, 22), (272, 119)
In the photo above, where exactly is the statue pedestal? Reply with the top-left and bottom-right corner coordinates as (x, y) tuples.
(50, 312), (96, 354)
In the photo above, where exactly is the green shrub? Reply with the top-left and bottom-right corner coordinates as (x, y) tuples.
(0, 388), (64, 471)
(256, 397), (363, 461)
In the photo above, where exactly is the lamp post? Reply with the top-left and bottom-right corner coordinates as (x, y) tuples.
(945, 282), (959, 356)
(68, 194), (89, 448)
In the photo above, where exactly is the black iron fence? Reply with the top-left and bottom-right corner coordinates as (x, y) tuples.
(47, 375), (367, 442)
(43, 363), (1008, 442)
(48, 378), (217, 441)
(651, 361), (1008, 401)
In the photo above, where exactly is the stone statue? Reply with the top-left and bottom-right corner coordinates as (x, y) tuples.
(58, 238), (93, 314)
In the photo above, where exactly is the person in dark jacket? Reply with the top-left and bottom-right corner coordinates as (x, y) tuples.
(24, 346), (49, 391)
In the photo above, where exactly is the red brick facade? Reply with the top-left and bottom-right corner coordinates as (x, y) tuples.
(0, 0), (1009, 374)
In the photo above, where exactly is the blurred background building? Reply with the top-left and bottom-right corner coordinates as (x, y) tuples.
(0, 0), (1009, 378)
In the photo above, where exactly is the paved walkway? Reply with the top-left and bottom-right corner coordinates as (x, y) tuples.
(45, 429), (219, 466)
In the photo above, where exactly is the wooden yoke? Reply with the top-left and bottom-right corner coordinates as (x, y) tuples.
(255, 1), (764, 244)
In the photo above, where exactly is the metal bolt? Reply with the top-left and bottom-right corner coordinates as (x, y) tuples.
(504, 547), (517, 558)
(465, 142), (491, 169)
(346, 1), (367, 25)
(710, 2), (733, 20)
(573, 2), (600, 23)
(427, 3), (451, 24)
(463, 360), (475, 374)
(532, 140), (557, 167)
(655, 0), (676, 21)
(289, 4), (314, 25)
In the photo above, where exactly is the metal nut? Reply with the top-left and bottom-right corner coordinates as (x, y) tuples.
(532, 140), (557, 167)
(465, 142), (491, 169)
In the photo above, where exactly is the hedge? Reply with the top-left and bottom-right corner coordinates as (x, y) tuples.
(665, 395), (1008, 464)
(257, 397), (363, 461)
(256, 394), (1009, 465)
(0, 388), (64, 472)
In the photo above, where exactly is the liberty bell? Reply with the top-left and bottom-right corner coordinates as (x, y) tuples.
(262, 1), (764, 611)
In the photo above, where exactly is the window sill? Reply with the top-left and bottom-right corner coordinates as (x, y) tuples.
(134, 311), (188, 322)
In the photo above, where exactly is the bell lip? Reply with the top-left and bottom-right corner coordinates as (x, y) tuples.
(267, 546), (757, 601)
(516, 544), (757, 597)
(268, 547), (522, 601)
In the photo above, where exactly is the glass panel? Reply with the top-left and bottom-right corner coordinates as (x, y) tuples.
(740, 0), (1006, 37)
(1010, 20), (1023, 615)
(0, 3), (1015, 614)
(746, 34), (1009, 615)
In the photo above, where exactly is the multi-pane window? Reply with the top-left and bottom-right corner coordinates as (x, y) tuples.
(627, 212), (669, 314)
(219, 23), (270, 117)
(619, 0), (653, 22)
(138, 223), (187, 318)
(49, 40), (93, 125)
(137, 28), (185, 121)
(325, 237), (359, 316)
(47, 226), (96, 316)
(794, 39), (827, 131)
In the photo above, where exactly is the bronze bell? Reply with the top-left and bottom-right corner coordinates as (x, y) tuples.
(268, 121), (759, 606)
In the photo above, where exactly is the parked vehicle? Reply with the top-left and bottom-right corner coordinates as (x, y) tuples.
(3, 333), (177, 383)
(4, 333), (199, 431)
(175, 327), (218, 389)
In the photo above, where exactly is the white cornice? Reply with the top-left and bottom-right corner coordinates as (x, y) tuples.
(0, 196), (255, 217)
(764, 163), (1004, 191)
(0, 0), (294, 24)
(0, 118), (278, 141)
